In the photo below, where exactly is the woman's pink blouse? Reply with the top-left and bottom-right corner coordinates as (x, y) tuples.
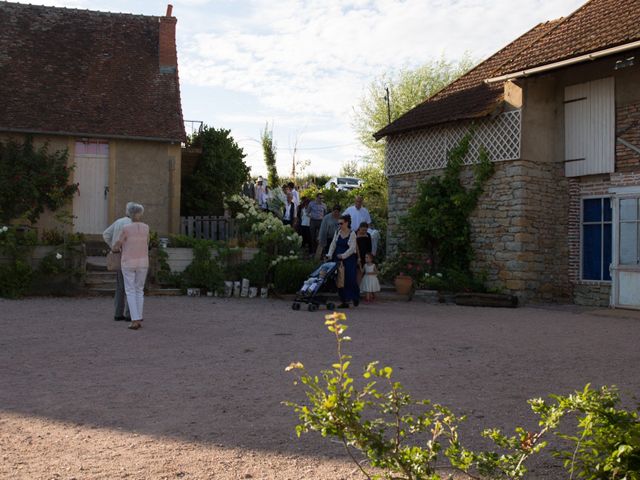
(118, 222), (149, 269)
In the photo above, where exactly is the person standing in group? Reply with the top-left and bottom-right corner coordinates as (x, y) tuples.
(360, 253), (380, 303)
(327, 214), (360, 308)
(342, 195), (380, 257)
(355, 221), (372, 283)
(113, 203), (149, 331)
(255, 177), (268, 211)
(102, 202), (134, 322)
(297, 196), (312, 253)
(317, 204), (341, 259)
(282, 192), (297, 227)
(287, 181), (300, 208)
(307, 192), (326, 254)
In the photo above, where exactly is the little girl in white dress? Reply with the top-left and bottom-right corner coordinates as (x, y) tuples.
(360, 253), (380, 302)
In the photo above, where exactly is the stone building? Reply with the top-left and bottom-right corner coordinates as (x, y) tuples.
(375, 0), (640, 308)
(0, 2), (186, 236)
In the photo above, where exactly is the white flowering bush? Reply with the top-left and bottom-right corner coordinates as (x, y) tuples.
(225, 194), (302, 256)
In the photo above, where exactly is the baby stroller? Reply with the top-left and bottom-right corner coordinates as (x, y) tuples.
(292, 261), (338, 311)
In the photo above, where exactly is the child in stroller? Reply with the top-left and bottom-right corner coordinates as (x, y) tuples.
(292, 261), (338, 311)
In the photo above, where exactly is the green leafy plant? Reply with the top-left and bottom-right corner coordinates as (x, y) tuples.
(0, 137), (78, 224)
(272, 257), (315, 294)
(261, 122), (279, 188)
(285, 314), (640, 480)
(551, 385), (640, 479)
(379, 251), (432, 282)
(0, 225), (35, 298)
(237, 250), (273, 287)
(180, 241), (225, 293)
(401, 133), (494, 288)
(0, 260), (32, 299)
(182, 126), (250, 216)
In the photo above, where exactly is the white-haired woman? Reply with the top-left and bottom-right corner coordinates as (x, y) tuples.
(114, 203), (149, 330)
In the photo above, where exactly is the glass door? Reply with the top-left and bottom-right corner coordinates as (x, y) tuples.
(612, 196), (640, 309)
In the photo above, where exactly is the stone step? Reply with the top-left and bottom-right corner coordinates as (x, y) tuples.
(86, 255), (108, 271)
(86, 288), (116, 296)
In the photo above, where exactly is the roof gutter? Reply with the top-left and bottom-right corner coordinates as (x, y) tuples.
(485, 40), (640, 84)
(0, 127), (185, 144)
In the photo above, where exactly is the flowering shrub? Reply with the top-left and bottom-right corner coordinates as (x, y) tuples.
(379, 251), (432, 282)
(225, 194), (302, 256)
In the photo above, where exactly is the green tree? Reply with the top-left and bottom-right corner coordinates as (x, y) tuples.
(182, 126), (250, 216)
(352, 55), (475, 169)
(0, 137), (78, 224)
(261, 122), (279, 187)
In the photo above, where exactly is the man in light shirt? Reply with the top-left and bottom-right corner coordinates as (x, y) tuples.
(102, 202), (134, 321)
(343, 196), (380, 255)
(307, 192), (326, 253)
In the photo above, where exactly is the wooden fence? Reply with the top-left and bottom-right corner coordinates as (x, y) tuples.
(180, 216), (236, 241)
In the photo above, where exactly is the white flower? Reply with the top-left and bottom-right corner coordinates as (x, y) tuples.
(289, 250), (294, 254)
(1, 226), (8, 232)
(436, 273), (443, 278)
(236, 213), (245, 220)
(55, 253), (62, 260)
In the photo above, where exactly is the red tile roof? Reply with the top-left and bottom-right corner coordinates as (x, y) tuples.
(375, 0), (640, 140)
(0, 2), (186, 142)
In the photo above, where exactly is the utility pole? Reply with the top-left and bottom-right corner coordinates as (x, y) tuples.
(385, 87), (391, 124)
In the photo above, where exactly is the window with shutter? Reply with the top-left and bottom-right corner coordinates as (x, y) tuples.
(564, 77), (615, 177)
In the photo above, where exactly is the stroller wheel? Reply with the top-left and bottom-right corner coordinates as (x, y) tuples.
(292, 302), (301, 311)
(326, 302), (335, 310)
(308, 303), (318, 312)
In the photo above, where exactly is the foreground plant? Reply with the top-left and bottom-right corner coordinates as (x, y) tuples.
(284, 313), (640, 480)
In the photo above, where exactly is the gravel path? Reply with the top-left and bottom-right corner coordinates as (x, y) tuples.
(1, 296), (639, 479)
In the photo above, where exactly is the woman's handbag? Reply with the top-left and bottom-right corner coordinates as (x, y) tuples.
(106, 251), (121, 271)
(336, 261), (345, 288)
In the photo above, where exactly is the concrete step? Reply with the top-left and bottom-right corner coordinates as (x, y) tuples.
(85, 270), (116, 290)
(87, 255), (108, 271)
(86, 288), (116, 296)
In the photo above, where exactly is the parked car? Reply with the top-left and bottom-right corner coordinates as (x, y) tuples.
(324, 176), (363, 191)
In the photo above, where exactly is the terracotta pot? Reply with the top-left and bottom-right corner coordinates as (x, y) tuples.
(394, 275), (413, 295)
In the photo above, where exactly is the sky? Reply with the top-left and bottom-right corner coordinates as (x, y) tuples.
(15, 0), (585, 177)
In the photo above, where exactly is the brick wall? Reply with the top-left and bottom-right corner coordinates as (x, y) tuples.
(566, 99), (640, 306)
(387, 159), (570, 303)
(616, 101), (640, 172)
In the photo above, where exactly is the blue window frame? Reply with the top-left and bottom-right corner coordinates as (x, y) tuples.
(582, 198), (612, 281)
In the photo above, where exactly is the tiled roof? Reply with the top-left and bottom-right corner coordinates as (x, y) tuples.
(374, 20), (559, 140)
(375, 0), (640, 140)
(0, 2), (186, 142)
(496, 0), (640, 76)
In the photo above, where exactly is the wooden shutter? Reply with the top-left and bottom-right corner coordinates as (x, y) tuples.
(564, 77), (615, 177)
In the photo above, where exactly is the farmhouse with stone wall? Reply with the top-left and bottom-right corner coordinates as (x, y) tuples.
(376, 0), (640, 308)
(0, 2), (186, 236)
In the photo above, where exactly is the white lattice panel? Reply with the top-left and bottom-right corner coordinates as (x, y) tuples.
(385, 110), (521, 176)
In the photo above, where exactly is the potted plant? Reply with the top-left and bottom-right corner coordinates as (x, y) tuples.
(380, 252), (432, 295)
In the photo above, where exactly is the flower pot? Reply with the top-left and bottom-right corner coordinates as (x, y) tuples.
(394, 275), (413, 295)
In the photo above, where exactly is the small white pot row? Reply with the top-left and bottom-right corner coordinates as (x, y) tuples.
(186, 279), (268, 299)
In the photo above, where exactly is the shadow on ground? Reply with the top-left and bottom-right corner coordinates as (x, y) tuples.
(1, 297), (639, 474)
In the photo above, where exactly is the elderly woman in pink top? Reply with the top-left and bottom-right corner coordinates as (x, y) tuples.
(113, 203), (149, 330)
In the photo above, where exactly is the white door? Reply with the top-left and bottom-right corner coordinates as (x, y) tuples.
(72, 141), (109, 234)
(611, 195), (640, 309)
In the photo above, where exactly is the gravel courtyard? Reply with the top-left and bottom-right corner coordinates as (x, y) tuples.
(1, 296), (639, 479)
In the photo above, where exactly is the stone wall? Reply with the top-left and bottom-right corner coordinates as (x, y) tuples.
(387, 159), (570, 303)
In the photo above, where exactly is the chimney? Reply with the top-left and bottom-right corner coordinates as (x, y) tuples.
(159, 4), (177, 72)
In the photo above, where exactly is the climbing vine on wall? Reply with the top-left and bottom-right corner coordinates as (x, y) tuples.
(401, 132), (495, 275)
